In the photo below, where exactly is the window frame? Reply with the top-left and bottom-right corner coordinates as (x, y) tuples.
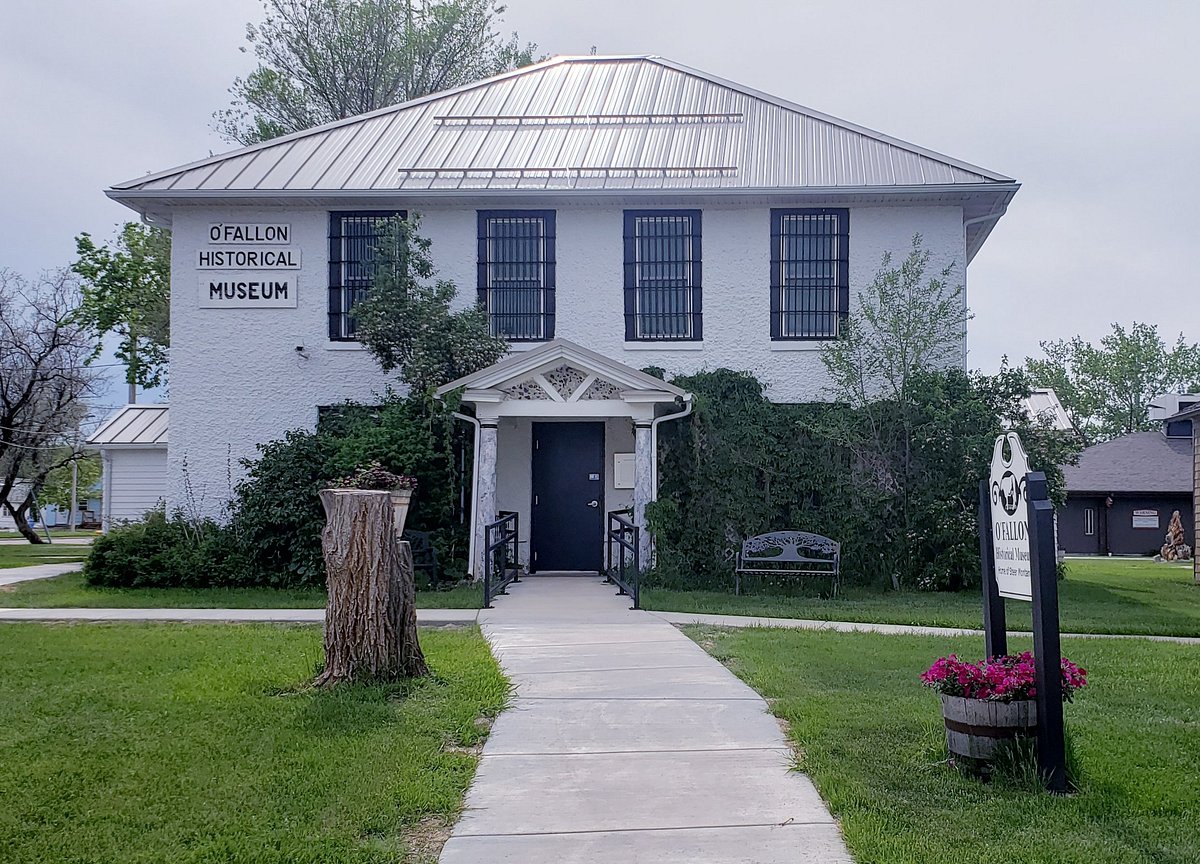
(1083, 507), (1096, 537)
(769, 207), (849, 341)
(476, 210), (556, 342)
(622, 209), (703, 342)
(327, 210), (405, 342)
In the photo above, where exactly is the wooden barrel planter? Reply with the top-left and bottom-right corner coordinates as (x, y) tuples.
(940, 694), (1037, 761)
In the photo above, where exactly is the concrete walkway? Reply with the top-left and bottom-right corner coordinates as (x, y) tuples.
(0, 562), (83, 587)
(439, 576), (851, 864)
(650, 610), (1200, 646)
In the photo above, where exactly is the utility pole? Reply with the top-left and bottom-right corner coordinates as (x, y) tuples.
(69, 432), (80, 532)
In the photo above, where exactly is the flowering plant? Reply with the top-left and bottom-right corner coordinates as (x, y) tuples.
(921, 652), (1087, 702)
(330, 461), (418, 492)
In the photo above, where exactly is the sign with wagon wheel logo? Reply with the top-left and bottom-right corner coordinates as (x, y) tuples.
(989, 432), (1033, 601)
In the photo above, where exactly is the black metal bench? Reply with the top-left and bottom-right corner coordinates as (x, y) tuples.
(402, 529), (440, 589)
(734, 531), (841, 596)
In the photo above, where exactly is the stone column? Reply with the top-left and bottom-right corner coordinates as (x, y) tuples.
(475, 421), (499, 580)
(633, 421), (654, 569)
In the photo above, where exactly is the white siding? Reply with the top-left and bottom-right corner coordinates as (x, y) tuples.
(105, 449), (168, 527)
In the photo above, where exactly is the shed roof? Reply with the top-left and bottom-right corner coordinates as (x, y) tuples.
(108, 55), (1016, 256)
(1063, 431), (1192, 495)
(88, 404), (168, 447)
(1021, 388), (1074, 433)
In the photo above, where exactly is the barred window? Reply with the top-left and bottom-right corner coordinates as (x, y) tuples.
(477, 211), (555, 341)
(328, 211), (403, 340)
(623, 210), (701, 341)
(770, 208), (849, 340)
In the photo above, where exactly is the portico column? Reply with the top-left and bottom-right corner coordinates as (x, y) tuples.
(633, 420), (654, 569)
(474, 421), (499, 580)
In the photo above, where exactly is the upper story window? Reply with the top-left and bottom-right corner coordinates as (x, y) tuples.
(328, 210), (404, 341)
(623, 210), (702, 341)
(770, 208), (849, 340)
(477, 211), (555, 341)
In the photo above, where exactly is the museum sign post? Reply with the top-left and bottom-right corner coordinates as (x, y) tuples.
(979, 432), (1067, 793)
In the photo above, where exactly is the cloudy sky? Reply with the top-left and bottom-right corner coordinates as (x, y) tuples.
(3, 0), (1198, 405)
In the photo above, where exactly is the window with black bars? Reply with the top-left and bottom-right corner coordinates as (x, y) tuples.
(623, 210), (702, 341)
(770, 208), (849, 340)
(327, 211), (404, 341)
(477, 211), (555, 341)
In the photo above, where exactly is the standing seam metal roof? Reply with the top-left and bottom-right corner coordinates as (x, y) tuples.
(110, 55), (1015, 195)
(87, 405), (168, 447)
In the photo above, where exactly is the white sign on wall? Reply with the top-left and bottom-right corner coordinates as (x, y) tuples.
(199, 275), (298, 308)
(989, 432), (1033, 601)
(207, 223), (291, 244)
(197, 248), (300, 269)
(1132, 509), (1160, 529)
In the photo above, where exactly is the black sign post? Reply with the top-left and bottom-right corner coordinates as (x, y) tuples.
(1025, 472), (1067, 793)
(977, 478), (1008, 658)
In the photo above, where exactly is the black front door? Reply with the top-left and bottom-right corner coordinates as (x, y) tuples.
(531, 422), (604, 572)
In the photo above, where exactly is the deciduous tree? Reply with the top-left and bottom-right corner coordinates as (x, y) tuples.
(73, 223), (171, 401)
(216, 0), (540, 145)
(0, 269), (102, 543)
(1025, 323), (1200, 443)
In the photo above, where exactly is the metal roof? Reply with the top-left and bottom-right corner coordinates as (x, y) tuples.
(110, 55), (1015, 197)
(1022, 388), (1075, 433)
(88, 404), (168, 447)
(1063, 431), (1193, 495)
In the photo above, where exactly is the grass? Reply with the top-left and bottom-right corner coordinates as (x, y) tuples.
(0, 570), (483, 609)
(0, 543), (91, 570)
(0, 623), (508, 863)
(645, 557), (1200, 636)
(688, 625), (1199, 863)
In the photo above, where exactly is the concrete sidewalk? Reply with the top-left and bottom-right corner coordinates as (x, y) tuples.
(0, 606), (477, 626)
(440, 576), (850, 863)
(650, 609), (1200, 646)
(0, 562), (83, 587)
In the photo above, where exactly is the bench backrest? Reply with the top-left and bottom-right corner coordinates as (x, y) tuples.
(740, 531), (840, 565)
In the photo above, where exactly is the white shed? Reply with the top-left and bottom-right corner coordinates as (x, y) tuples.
(88, 404), (169, 531)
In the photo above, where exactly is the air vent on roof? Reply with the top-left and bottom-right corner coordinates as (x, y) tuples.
(434, 112), (745, 127)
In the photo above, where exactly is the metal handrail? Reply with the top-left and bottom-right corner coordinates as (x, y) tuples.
(483, 512), (520, 608)
(605, 509), (640, 609)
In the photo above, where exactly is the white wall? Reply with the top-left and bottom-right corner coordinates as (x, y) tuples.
(167, 201), (965, 516)
(105, 448), (168, 527)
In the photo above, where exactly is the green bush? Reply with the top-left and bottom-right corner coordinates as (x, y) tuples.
(648, 367), (1079, 593)
(84, 508), (245, 588)
(84, 395), (470, 590)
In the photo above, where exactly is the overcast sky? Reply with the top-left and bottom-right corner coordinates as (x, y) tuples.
(3, 0), (1198, 406)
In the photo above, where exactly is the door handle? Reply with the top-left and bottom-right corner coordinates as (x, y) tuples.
(587, 500), (599, 508)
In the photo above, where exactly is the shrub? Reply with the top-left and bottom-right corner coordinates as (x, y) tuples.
(84, 507), (245, 588)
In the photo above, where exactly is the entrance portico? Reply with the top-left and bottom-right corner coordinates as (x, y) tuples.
(436, 340), (692, 578)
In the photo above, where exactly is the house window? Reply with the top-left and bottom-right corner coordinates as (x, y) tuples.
(770, 208), (849, 340)
(328, 211), (404, 340)
(1084, 507), (1096, 536)
(477, 211), (555, 341)
(623, 210), (702, 341)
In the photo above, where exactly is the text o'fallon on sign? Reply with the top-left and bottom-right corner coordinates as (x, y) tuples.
(989, 432), (1032, 601)
(208, 223), (290, 244)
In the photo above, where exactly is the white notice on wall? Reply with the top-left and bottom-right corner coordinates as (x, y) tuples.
(989, 432), (1033, 602)
(1132, 509), (1159, 529)
(199, 274), (298, 308)
(207, 223), (290, 244)
(197, 248), (301, 269)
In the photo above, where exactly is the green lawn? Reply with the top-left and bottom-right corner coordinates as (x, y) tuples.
(0, 570), (482, 609)
(0, 623), (507, 863)
(645, 558), (1200, 636)
(0, 543), (90, 570)
(690, 625), (1198, 863)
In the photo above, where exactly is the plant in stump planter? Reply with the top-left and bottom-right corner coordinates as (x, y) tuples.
(332, 461), (419, 537)
(921, 652), (1087, 765)
(318, 464), (426, 686)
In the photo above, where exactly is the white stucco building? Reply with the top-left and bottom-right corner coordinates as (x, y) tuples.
(105, 54), (1016, 574)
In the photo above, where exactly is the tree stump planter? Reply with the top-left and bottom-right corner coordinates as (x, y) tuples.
(389, 488), (413, 537)
(940, 694), (1037, 762)
(317, 489), (428, 686)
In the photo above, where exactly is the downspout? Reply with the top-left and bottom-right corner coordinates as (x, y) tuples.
(650, 394), (694, 502)
(451, 410), (482, 578)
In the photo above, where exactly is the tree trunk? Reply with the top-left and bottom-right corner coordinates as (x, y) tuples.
(317, 489), (428, 686)
(3, 496), (46, 544)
